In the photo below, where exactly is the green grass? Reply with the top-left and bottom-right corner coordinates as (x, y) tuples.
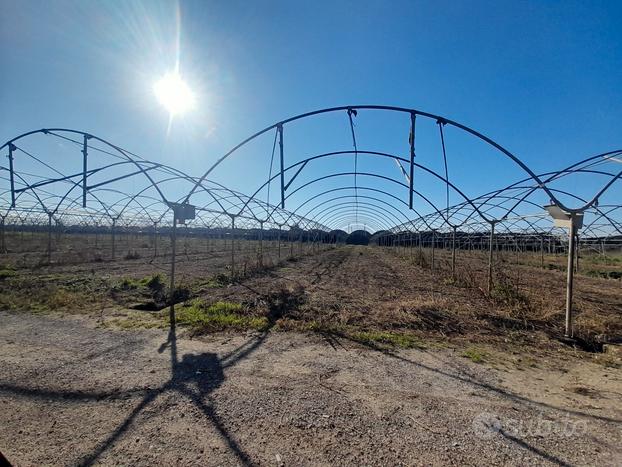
(176, 299), (268, 332)
(117, 273), (166, 291)
(351, 330), (427, 349)
(0, 268), (17, 280)
(462, 346), (487, 363)
(205, 273), (230, 288)
(583, 255), (621, 266)
(585, 269), (622, 280)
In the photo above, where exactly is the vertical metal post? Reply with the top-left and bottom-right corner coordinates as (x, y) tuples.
(409, 112), (416, 209)
(540, 236), (544, 268)
(259, 221), (264, 267)
(81, 135), (89, 208)
(154, 222), (158, 257)
(230, 216), (236, 280)
(565, 219), (577, 338)
(0, 216), (5, 253)
(431, 231), (435, 272)
(451, 226), (456, 278)
(47, 212), (53, 263)
(575, 234), (580, 273)
(111, 218), (116, 261)
(169, 209), (177, 325)
(278, 124), (285, 209)
(8, 143), (16, 208)
(278, 225), (282, 260)
(488, 222), (495, 293)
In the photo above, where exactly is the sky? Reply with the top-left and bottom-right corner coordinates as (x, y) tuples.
(0, 0), (620, 231)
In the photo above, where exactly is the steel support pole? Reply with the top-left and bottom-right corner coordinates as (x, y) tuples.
(169, 210), (177, 326)
(451, 227), (456, 278)
(111, 219), (116, 261)
(81, 135), (88, 208)
(487, 222), (495, 294)
(409, 112), (416, 209)
(540, 236), (544, 268)
(8, 143), (16, 208)
(154, 222), (158, 257)
(565, 219), (577, 338)
(230, 216), (236, 280)
(431, 231), (435, 272)
(0, 217), (5, 253)
(278, 225), (282, 260)
(47, 212), (53, 264)
(259, 221), (264, 267)
(278, 124), (285, 209)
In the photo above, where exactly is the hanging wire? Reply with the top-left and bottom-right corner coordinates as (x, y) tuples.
(347, 108), (358, 223)
(266, 127), (279, 207)
(437, 119), (450, 219)
(46, 131), (138, 162)
(15, 145), (66, 178)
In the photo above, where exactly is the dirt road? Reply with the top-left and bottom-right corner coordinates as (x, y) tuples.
(1, 310), (621, 466)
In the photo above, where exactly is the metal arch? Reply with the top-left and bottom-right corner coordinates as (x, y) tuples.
(281, 171), (456, 228)
(323, 214), (387, 233)
(300, 195), (411, 226)
(236, 149), (495, 225)
(183, 105), (620, 215)
(1, 129), (171, 205)
(312, 202), (404, 230)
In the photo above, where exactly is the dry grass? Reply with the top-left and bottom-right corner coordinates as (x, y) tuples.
(1, 240), (620, 357)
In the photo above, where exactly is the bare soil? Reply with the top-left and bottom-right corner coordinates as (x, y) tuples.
(1, 311), (621, 466)
(1, 244), (621, 465)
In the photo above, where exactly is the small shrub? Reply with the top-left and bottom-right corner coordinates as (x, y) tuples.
(119, 277), (140, 290)
(143, 273), (165, 293)
(48, 288), (78, 309)
(491, 273), (530, 310)
(170, 286), (190, 303)
(206, 273), (230, 288)
(585, 269), (622, 280)
(0, 268), (17, 280)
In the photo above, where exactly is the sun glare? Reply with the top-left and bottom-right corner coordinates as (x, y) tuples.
(153, 71), (195, 116)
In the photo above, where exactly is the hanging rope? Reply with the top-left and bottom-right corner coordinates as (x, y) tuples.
(347, 108), (358, 223)
(266, 127), (279, 207)
(15, 145), (66, 178)
(437, 119), (450, 219)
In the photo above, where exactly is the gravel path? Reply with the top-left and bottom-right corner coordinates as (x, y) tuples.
(1, 311), (621, 466)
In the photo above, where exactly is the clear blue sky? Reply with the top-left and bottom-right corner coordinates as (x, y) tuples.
(1, 0), (620, 230)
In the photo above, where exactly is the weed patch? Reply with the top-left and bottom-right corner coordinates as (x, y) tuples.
(176, 300), (268, 332)
(462, 346), (488, 363)
(351, 330), (426, 349)
(0, 268), (17, 280)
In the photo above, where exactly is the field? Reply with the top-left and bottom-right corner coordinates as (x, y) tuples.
(1, 234), (621, 465)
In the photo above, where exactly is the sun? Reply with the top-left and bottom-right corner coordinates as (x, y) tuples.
(153, 71), (195, 116)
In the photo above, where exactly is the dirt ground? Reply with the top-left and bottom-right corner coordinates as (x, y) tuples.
(1, 311), (621, 466)
(1, 245), (621, 465)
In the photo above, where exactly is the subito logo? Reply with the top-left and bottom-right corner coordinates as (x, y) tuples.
(472, 412), (503, 439)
